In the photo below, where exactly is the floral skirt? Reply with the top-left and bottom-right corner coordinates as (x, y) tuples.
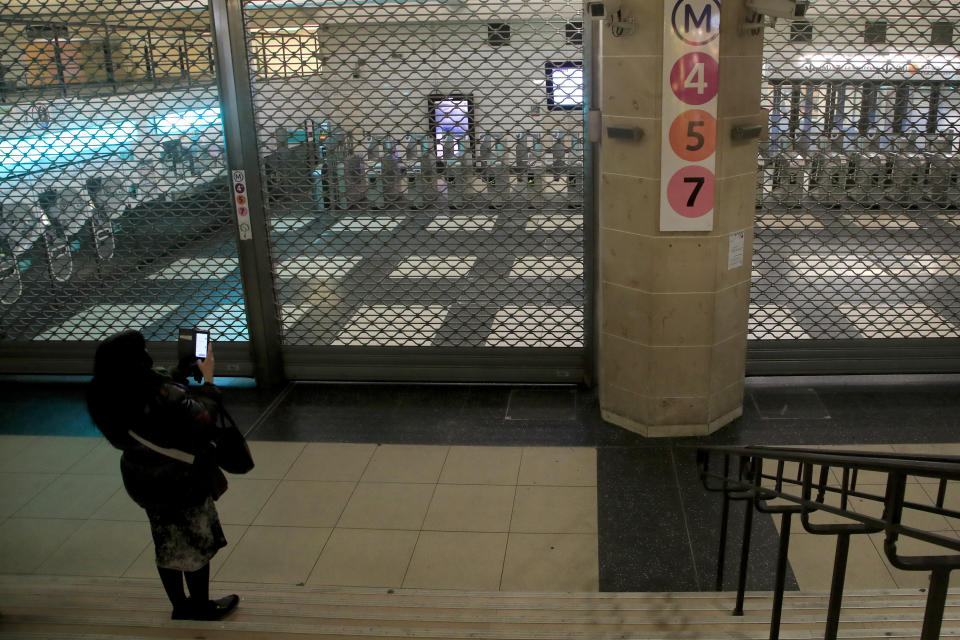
(147, 496), (227, 572)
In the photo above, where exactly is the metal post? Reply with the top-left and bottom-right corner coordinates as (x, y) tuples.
(583, 3), (599, 386)
(179, 30), (190, 86)
(921, 567), (951, 640)
(52, 32), (66, 97)
(209, 0), (286, 388)
(734, 492), (755, 616)
(104, 29), (117, 92)
(769, 512), (792, 640)
(824, 532), (850, 640)
(717, 492), (730, 591)
(145, 31), (156, 89)
(716, 454), (732, 591)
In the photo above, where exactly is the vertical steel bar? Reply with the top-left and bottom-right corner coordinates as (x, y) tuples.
(769, 511), (793, 640)
(734, 465), (755, 616)
(583, 3), (598, 386)
(716, 492), (730, 591)
(146, 31), (157, 89)
(209, 0), (286, 387)
(180, 31), (189, 85)
(824, 532), (850, 640)
(937, 478), (947, 508)
(927, 83), (941, 135)
(104, 29), (117, 92)
(716, 454), (731, 591)
(841, 467), (849, 510)
(52, 32), (66, 97)
(921, 567), (951, 640)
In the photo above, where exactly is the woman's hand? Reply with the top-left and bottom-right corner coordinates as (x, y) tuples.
(197, 342), (215, 384)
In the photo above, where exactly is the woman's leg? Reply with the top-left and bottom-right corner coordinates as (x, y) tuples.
(184, 563), (210, 603)
(156, 567), (188, 610)
(184, 562), (239, 620)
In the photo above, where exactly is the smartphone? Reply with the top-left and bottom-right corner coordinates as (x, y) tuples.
(194, 330), (209, 360)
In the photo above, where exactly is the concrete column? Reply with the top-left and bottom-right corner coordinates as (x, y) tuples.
(597, 0), (766, 437)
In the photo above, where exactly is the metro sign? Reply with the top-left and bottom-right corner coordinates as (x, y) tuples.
(661, 0), (720, 231)
(671, 0), (721, 46)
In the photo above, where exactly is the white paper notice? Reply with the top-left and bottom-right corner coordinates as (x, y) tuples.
(728, 230), (745, 270)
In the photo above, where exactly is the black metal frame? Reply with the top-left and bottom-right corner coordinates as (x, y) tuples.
(697, 444), (960, 640)
(544, 60), (583, 111)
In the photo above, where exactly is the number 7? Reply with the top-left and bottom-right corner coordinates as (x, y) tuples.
(683, 177), (705, 207)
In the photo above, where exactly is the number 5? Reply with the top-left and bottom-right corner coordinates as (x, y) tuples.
(686, 121), (705, 151)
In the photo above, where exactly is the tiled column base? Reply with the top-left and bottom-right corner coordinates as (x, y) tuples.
(601, 404), (742, 438)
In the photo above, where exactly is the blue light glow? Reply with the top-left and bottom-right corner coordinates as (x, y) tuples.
(153, 108), (222, 135)
(0, 121), (139, 178)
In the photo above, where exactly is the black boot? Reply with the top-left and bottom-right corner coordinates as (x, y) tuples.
(193, 594), (241, 620)
(172, 594), (239, 620)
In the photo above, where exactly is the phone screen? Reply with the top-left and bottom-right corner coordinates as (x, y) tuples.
(194, 331), (209, 359)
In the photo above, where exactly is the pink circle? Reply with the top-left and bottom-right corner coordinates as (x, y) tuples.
(667, 166), (715, 218)
(669, 52), (719, 106)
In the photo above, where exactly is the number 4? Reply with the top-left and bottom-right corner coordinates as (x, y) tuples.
(684, 62), (707, 94)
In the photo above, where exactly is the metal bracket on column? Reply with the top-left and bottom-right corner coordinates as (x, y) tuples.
(588, 108), (603, 143)
(606, 126), (644, 142)
(731, 125), (763, 141)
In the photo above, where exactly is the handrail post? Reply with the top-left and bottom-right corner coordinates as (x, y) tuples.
(921, 566), (951, 640)
(716, 453), (731, 591)
(717, 490), (730, 591)
(733, 495), (754, 615)
(733, 456), (759, 616)
(769, 511), (792, 640)
(825, 532), (851, 640)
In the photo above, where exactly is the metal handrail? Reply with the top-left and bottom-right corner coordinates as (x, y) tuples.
(696, 444), (960, 640)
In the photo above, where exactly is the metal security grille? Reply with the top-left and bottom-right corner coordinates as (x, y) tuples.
(0, 2), (242, 346)
(241, 0), (587, 351)
(752, 2), (960, 344)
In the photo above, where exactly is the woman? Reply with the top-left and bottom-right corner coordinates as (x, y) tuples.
(87, 329), (239, 621)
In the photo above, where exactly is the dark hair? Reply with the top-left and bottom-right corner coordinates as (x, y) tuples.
(87, 330), (163, 448)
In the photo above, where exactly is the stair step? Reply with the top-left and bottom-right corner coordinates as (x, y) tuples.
(2, 575), (958, 640)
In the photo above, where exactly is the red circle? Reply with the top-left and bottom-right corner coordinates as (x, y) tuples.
(667, 166), (715, 218)
(669, 52), (719, 106)
(669, 110), (717, 162)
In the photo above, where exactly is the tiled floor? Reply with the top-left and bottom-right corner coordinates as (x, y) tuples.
(0, 437), (599, 591)
(2, 375), (960, 595)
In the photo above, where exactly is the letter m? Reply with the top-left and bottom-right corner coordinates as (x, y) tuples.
(685, 4), (713, 33)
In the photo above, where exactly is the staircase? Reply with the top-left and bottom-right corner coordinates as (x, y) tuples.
(1, 575), (959, 639)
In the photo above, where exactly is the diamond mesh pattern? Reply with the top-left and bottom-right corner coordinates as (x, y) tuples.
(0, 1), (240, 343)
(753, 2), (960, 340)
(242, 0), (586, 348)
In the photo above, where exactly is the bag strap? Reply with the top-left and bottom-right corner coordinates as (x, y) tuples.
(212, 392), (240, 432)
(128, 430), (195, 465)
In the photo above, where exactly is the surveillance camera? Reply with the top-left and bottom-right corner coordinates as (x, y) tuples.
(587, 2), (605, 18)
(744, 0), (804, 20)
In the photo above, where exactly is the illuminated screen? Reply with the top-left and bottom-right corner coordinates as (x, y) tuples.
(152, 107), (222, 136)
(195, 331), (209, 359)
(428, 94), (474, 159)
(0, 121), (138, 178)
(546, 62), (583, 110)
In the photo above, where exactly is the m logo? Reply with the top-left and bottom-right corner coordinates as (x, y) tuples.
(671, 0), (721, 47)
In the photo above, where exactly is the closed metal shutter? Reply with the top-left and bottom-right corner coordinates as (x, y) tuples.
(239, 0), (589, 377)
(0, 2), (243, 360)
(751, 1), (960, 371)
